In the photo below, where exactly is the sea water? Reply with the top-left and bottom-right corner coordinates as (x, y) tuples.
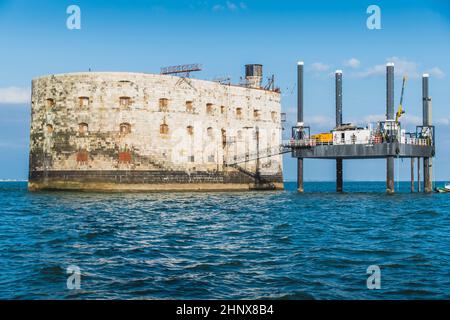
(0, 181), (448, 299)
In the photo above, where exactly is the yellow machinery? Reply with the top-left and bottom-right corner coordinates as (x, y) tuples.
(311, 132), (333, 143)
(395, 75), (407, 123)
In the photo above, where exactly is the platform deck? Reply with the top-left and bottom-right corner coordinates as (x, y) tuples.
(290, 142), (434, 159)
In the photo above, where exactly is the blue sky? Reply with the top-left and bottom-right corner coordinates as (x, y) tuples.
(0, 0), (449, 181)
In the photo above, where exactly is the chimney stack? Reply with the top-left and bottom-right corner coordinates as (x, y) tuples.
(245, 64), (263, 88)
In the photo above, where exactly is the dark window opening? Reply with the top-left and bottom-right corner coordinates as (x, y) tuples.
(160, 123), (169, 135)
(159, 98), (169, 112)
(79, 97), (90, 108)
(186, 101), (193, 113)
(206, 103), (213, 114)
(46, 98), (55, 108)
(120, 123), (131, 134)
(236, 107), (242, 119)
(120, 96), (131, 107)
(78, 122), (88, 134)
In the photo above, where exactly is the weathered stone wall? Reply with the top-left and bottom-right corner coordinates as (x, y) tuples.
(29, 72), (283, 191)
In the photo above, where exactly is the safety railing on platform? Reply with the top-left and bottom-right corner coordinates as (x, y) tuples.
(404, 138), (430, 146)
(286, 137), (432, 148)
(283, 139), (315, 147)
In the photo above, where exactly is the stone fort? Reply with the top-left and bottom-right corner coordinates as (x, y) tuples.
(28, 65), (283, 191)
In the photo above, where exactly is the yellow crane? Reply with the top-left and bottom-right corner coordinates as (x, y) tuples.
(395, 75), (407, 123)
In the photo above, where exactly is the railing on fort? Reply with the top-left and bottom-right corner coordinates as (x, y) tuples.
(224, 145), (290, 166)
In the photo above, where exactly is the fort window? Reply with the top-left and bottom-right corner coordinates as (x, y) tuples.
(271, 111), (277, 122)
(78, 122), (88, 134)
(186, 101), (194, 113)
(120, 123), (131, 134)
(220, 106), (226, 114)
(237, 130), (243, 140)
(120, 96), (131, 107)
(76, 150), (88, 164)
(206, 103), (213, 115)
(160, 123), (169, 135)
(188, 155), (195, 163)
(253, 109), (261, 120)
(46, 124), (54, 133)
(159, 98), (169, 112)
(46, 98), (55, 108)
(187, 126), (194, 136)
(208, 155), (215, 163)
(79, 97), (90, 108)
(221, 129), (227, 148)
(207, 127), (213, 138)
(236, 107), (242, 119)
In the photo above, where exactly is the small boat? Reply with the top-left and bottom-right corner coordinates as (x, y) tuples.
(435, 183), (450, 193)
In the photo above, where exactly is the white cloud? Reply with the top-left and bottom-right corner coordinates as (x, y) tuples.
(387, 57), (419, 78)
(344, 58), (360, 69)
(435, 117), (450, 125)
(305, 115), (334, 129)
(354, 64), (385, 78)
(239, 2), (247, 9)
(356, 113), (422, 126)
(354, 57), (445, 80)
(354, 57), (417, 78)
(0, 140), (28, 149)
(213, 1), (247, 11)
(226, 1), (238, 10)
(355, 114), (450, 127)
(426, 67), (445, 79)
(283, 109), (335, 130)
(347, 113), (421, 126)
(361, 114), (385, 123)
(310, 62), (331, 72)
(212, 4), (224, 11)
(0, 87), (30, 104)
(399, 114), (422, 126)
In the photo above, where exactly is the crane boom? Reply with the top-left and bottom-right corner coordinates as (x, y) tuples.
(395, 75), (407, 123)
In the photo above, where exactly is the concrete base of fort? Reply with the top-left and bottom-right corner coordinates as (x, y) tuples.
(28, 170), (284, 192)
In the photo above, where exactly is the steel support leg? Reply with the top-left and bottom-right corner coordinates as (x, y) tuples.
(336, 159), (343, 192)
(387, 156), (395, 194)
(297, 158), (304, 193)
